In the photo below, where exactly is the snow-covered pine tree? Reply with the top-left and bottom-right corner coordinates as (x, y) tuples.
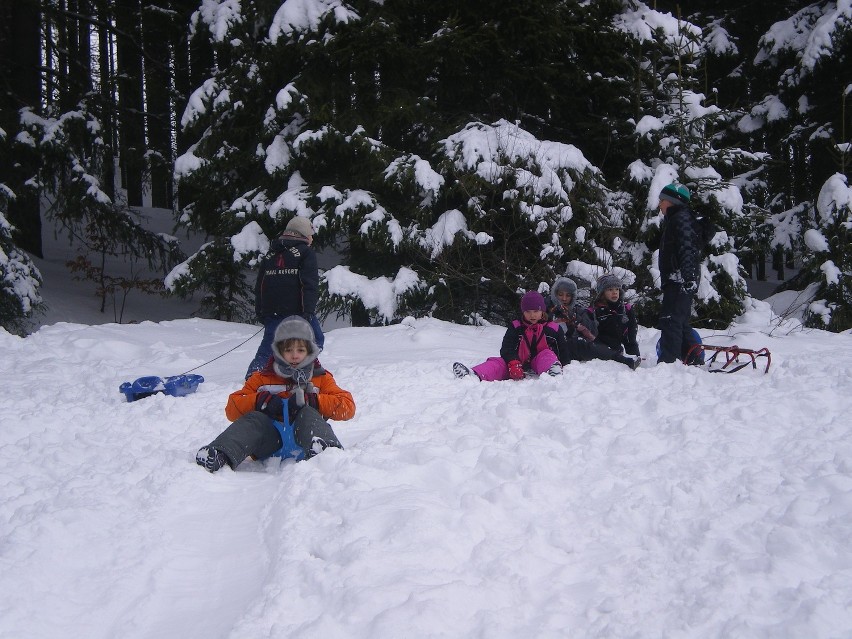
(15, 104), (183, 313)
(0, 126), (43, 333)
(801, 174), (852, 330)
(173, 0), (650, 325)
(168, 1), (292, 320)
(173, 0), (849, 329)
(741, 1), (852, 329)
(614, 2), (749, 329)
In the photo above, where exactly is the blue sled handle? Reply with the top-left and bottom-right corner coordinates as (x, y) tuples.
(270, 399), (305, 461)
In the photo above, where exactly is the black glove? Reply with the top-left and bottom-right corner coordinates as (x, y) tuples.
(682, 280), (698, 295)
(255, 391), (284, 419)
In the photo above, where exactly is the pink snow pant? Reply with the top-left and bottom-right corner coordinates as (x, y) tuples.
(471, 350), (559, 382)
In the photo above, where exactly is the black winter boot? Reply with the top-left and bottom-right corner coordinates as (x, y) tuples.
(196, 446), (229, 472)
(452, 362), (471, 378)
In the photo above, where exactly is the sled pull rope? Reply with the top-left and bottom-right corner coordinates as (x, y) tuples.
(176, 326), (264, 376)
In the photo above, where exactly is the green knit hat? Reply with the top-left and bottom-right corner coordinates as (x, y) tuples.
(659, 183), (691, 205)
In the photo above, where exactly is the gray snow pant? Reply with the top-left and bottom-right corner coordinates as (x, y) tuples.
(565, 338), (637, 368)
(207, 411), (282, 469)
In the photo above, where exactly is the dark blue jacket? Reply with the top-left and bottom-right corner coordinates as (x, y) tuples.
(593, 300), (639, 356)
(659, 203), (701, 286)
(254, 232), (319, 319)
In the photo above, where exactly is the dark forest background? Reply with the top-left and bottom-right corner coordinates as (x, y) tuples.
(1, 0), (850, 334)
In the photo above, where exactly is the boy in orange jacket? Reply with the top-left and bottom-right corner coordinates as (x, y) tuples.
(196, 316), (355, 472)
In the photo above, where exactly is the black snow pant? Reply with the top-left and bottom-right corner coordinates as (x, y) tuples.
(657, 281), (699, 364)
(564, 338), (636, 368)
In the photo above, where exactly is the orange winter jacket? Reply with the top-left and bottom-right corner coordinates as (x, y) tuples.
(225, 367), (356, 423)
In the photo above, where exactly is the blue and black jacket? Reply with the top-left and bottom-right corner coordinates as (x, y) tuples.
(254, 231), (319, 319)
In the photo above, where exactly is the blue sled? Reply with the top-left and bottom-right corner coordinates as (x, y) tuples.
(270, 400), (305, 462)
(119, 374), (205, 402)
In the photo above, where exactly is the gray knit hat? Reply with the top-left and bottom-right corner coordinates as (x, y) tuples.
(550, 276), (578, 306)
(272, 315), (320, 379)
(595, 274), (622, 299)
(285, 216), (314, 238)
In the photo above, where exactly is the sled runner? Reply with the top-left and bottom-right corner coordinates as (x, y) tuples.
(684, 343), (771, 374)
(119, 374), (205, 402)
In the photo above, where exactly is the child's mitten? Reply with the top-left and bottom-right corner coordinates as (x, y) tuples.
(508, 360), (524, 380)
(682, 280), (698, 295)
(255, 391), (284, 419)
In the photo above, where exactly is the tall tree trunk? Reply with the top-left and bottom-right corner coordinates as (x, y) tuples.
(68, 0), (92, 102)
(0, 0), (43, 257)
(56, 0), (72, 111)
(171, 0), (213, 212)
(143, 1), (174, 209)
(96, 0), (116, 201)
(114, 0), (145, 206)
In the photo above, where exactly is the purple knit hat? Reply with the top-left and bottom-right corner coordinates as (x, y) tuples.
(520, 291), (547, 312)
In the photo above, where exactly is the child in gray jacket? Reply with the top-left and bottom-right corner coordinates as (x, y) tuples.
(548, 276), (639, 370)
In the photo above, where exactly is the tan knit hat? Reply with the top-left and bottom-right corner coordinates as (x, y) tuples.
(285, 216), (314, 238)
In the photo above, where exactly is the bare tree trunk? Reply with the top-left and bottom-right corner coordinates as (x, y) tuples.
(772, 246), (785, 281)
(55, 0), (72, 111)
(142, 1), (174, 209)
(114, 0), (145, 206)
(0, 0), (43, 257)
(68, 0), (92, 101)
(171, 0), (213, 212)
(96, 0), (116, 200)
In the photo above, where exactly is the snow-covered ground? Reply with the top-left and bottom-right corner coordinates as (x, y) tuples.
(2, 280), (852, 637)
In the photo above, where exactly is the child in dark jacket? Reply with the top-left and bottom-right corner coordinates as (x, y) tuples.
(453, 291), (567, 381)
(197, 315), (355, 472)
(245, 215), (324, 379)
(591, 273), (640, 358)
(548, 276), (640, 370)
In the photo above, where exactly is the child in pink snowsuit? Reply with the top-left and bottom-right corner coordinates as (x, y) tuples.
(453, 291), (567, 381)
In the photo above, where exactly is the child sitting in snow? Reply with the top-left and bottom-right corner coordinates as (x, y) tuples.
(196, 315), (355, 472)
(453, 291), (567, 381)
(548, 276), (639, 370)
(591, 273), (640, 358)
